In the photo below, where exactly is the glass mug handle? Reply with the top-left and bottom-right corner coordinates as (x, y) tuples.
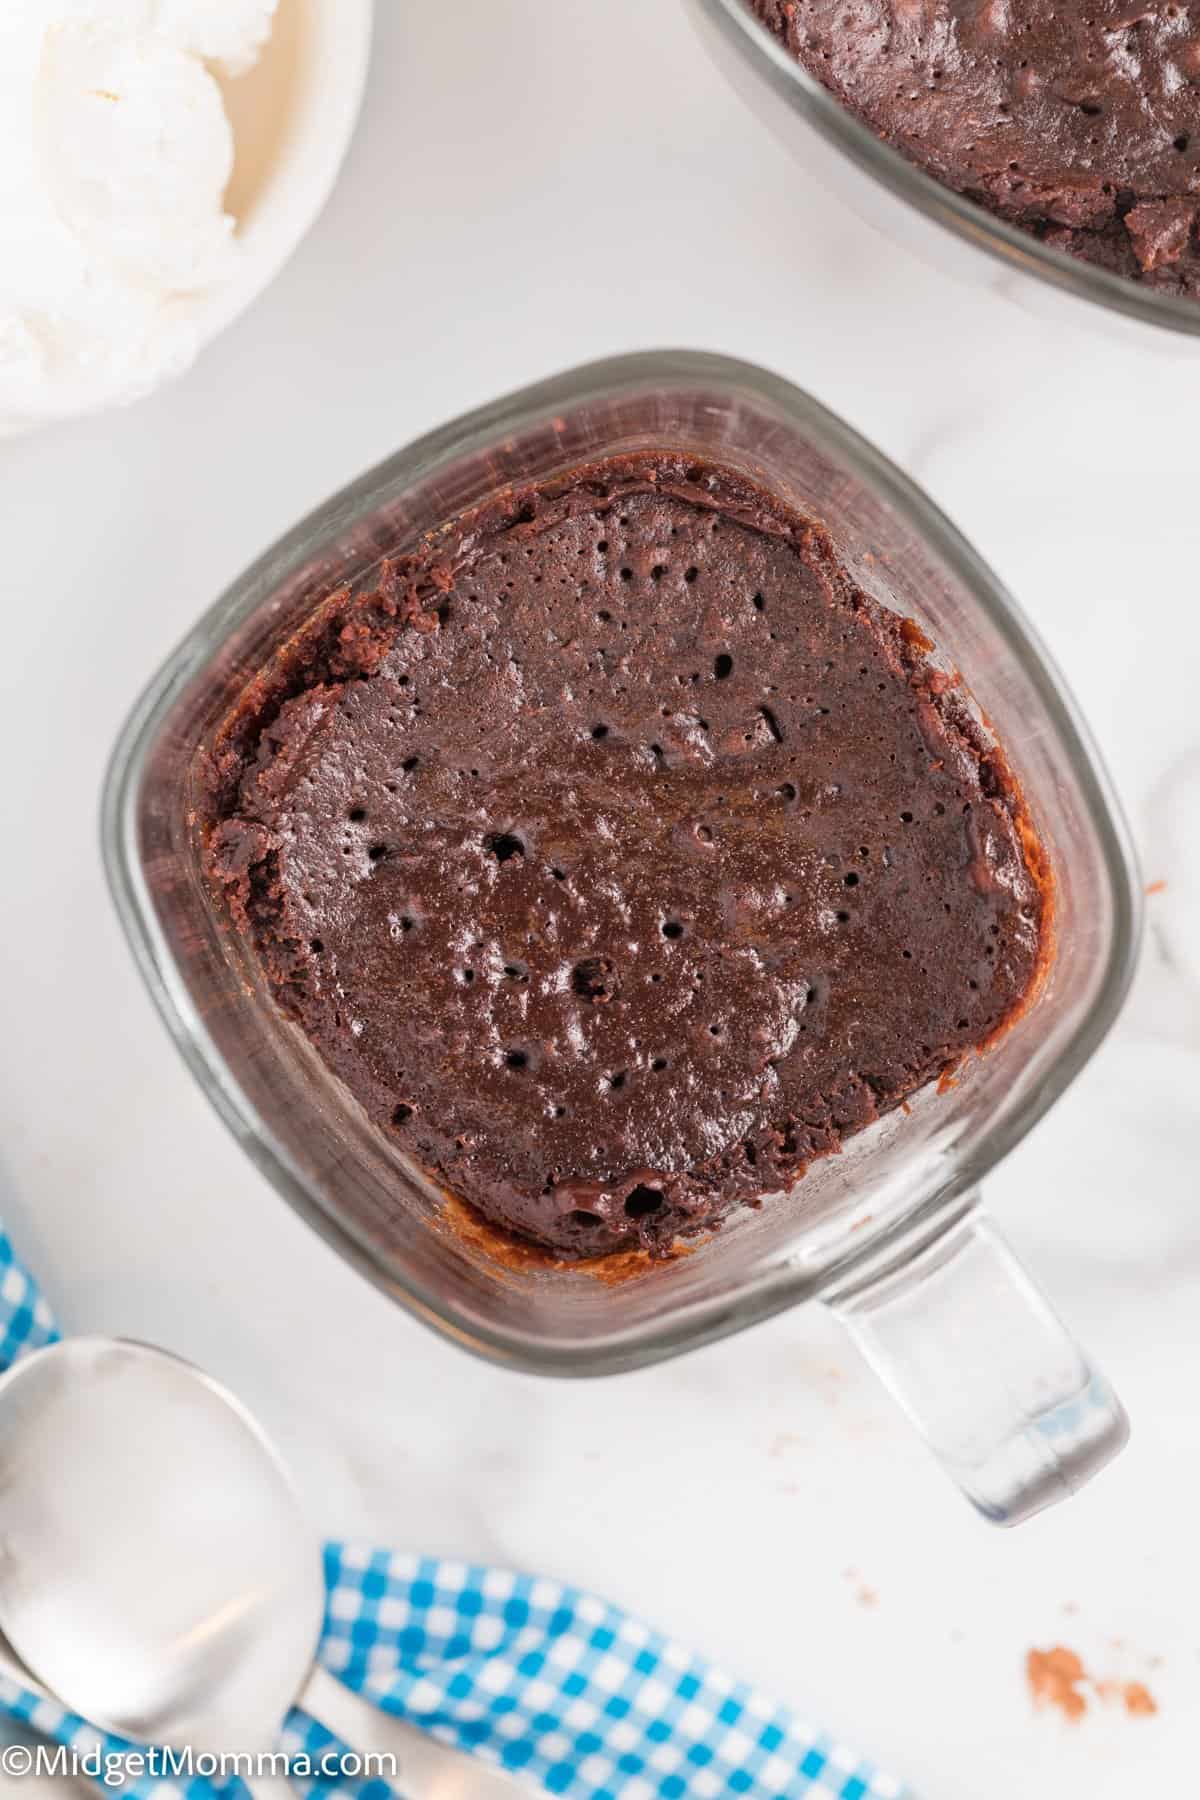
(828, 1198), (1129, 1525)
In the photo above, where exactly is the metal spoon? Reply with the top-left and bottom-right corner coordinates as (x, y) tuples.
(0, 1338), (528, 1797)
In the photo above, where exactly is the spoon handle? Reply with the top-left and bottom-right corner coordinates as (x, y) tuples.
(300, 1663), (531, 1797)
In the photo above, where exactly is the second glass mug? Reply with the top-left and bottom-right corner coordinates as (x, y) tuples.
(684, 0), (1200, 346)
(102, 352), (1142, 1526)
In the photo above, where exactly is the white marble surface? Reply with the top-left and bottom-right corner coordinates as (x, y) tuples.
(2, 4), (1199, 1796)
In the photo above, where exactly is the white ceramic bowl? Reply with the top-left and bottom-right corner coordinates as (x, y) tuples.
(0, 0), (371, 436)
(202, 0), (373, 343)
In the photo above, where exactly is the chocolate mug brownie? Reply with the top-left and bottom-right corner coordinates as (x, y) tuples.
(205, 454), (1048, 1258)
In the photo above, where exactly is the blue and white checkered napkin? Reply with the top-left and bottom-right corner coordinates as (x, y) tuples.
(0, 1232), (909, 1800)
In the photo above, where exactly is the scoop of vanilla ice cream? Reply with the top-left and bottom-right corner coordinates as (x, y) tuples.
(0, 0), (277, 436)
(37, 23), (236, 291)
(48, 0), (276, 76)
(149, 0), (278, 75)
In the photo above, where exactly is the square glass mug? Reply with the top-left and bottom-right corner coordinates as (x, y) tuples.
(103, 352), (1141, 1526)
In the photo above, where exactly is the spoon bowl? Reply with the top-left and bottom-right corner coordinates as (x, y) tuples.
(0, 1337), (531, 1796)
(0, 1338), (323, 1753)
